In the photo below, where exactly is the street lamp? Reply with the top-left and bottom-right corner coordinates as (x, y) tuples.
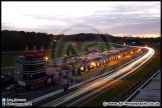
(17, 82), (19, 98)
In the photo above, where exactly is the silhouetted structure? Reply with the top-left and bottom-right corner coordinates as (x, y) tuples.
(125, 38), (140, 44)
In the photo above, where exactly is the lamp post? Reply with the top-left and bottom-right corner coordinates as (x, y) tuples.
(127, 85), (130, 97)
(17, 82), (19, 98)
(84, 52), (86, 61)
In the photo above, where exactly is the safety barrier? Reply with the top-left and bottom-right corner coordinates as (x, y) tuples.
(111, 66), (160, 102)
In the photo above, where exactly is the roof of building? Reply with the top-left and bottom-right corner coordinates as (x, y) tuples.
(22, 50), (47, 57)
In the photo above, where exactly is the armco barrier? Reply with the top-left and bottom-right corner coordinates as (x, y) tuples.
(111, 67), (160, 102)
(27, 48), (147, 105)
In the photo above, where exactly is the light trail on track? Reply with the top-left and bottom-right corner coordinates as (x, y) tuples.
(40, 47), (154, 107)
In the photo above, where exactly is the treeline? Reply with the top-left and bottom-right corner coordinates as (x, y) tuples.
(63, 33), (105, 41)
(1, 30), (56, 51)
(1, 30), (161, 52)
(1, 31), (111, 51)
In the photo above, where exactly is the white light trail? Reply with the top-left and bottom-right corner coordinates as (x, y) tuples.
(41, 47), (154, 107)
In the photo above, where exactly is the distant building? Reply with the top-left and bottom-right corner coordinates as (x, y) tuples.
(125, 38), (140, 44)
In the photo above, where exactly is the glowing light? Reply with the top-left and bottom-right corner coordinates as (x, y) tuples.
(91, 62), (95, 65)
(80, 67), (84, 70)
(118, 55), (121, 58)
(91, 62), (96, 67)
(45, 56), (48, 60)
(65, 54), (67, 57)
(97, 63), (100, 66)
(131, 52), (133, 54)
